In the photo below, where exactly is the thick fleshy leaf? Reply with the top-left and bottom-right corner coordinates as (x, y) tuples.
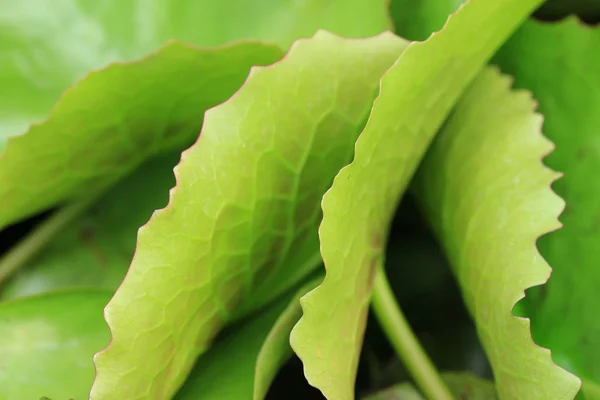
(0, 42), (283, 230)
(412, 68), (581, 398)
(494, 18), (600, 395)
(176, 278), (320, 400)
(365, 373), (497, 400)
(91, 32), (408, 400)
(389, 0), (464, 41)
(0, 153), (179, 300)
(0, 290), (111, 400)
(290, 1), (544, 398)
(0, 0), (389, 142)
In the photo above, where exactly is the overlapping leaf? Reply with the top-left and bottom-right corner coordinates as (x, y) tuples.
(3, 2), (596, 400)
(0, 0), (389, 142)
(91, 32), (408, 400)
(413, 67), (581, 398)
(389, 0), (464, 41)
(175, 277), (320, 400)
(0, 0), (392, 231)
(0, 2), (391, 398)
(0, 153), (179, 300)
(0, 290), (112, 400)
(253, 279), (321, 400)
(0, 42), (283, 230)
(494, 17), (600, 396)
(290, 0), (544, 398)
(174, 297), (289, 400)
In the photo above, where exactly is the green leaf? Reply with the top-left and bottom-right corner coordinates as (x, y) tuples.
(441, 373), (497, 400)
(365, 372), (497, 400)
(0, 152), (179, 300)
(290, 0), (544, 398)
(91, 31), (408, 400)
(174, 300), (288, 400)
(583, 381), (600, 400)
(0, 0), (389, 142)
(253, 278), (322, 400)
(0, 290), (112, 400)
(389, 0), (464, 41)
(366, 383), (424, 400)
(175, 277), (321, 400)
(0, 42), (283, 230)
(494, 18), (600, 396)
(412, 67), (581, 398)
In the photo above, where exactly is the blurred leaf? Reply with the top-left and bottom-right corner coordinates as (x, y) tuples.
(413, 67), (581, 398)
(0, 0), (389, 142)
(0, 290), (111, 400)
(442, 373), (497, 400)
(583, 381), (600, 399)
(0, 42), (283, 229)
(365, 372), (497, 400)
(0, 152), (179, 300)
(389, 0), (465, 41)
(291, 0), (544, 398)
(494, 17), (600, 396)
(91, 32), (407, 400)
(366, 382), (423, 400)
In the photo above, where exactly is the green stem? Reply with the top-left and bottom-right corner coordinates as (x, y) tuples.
(0, 198), (96, 285)
(371, 265), (454, 400)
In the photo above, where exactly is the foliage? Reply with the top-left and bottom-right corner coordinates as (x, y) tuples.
(0, 1), (599, 399)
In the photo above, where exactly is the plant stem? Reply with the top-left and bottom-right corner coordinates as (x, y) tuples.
(371, 265), (454, 400)
(0, 198), (95, 285)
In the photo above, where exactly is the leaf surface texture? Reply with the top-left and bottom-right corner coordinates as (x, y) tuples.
(413, 67), (581, 399)
(91, 32), (408, 400)
(0, 42), (283, 229)
(175, 278), (320, 400)
(494, 17), (600, 397)
(290, 0), (544, 398)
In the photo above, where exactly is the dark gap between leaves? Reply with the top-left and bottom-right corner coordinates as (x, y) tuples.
(0, 209), (54, 257)
(266, 195), (491, 399)
(534, 0), (600, 25)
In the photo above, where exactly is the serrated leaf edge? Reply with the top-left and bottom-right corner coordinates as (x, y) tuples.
(90, 29), (402, 400)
